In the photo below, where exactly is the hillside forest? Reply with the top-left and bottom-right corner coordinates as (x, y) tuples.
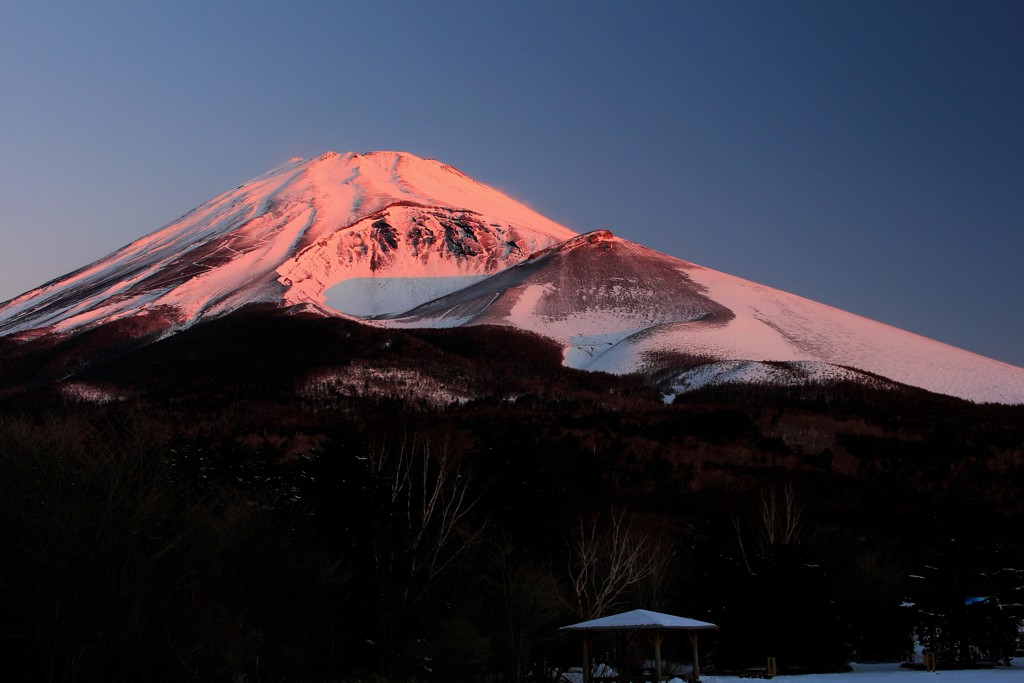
(1, 309), (1022, 682)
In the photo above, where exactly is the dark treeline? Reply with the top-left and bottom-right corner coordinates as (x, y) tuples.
(1, 310), (1022, 681)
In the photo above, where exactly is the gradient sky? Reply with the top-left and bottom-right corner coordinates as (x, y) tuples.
(2, 1), (1022, 366)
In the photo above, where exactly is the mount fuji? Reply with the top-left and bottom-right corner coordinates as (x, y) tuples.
(1, 151), (1022, 404)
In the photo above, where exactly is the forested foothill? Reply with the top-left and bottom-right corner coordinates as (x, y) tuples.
(1, 308), (1022, 682)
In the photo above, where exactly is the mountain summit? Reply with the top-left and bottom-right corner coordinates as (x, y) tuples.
(0, 151), (574, 337)
(1, 151), (1023, 404)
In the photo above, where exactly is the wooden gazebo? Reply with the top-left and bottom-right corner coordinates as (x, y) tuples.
(561, 609), (718, 683)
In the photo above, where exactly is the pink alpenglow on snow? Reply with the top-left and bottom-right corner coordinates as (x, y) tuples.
(1, 151), (1022, 404)
(0, 152), (575, 337)
(380, 230), (1024, 404)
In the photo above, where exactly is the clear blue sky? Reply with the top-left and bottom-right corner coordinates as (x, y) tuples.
(2, 1), (1022, 366)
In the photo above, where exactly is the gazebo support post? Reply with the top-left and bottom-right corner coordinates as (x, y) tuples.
(582, 634), (592, 683)
(653, 630), (664, 683)
(689, 631), (701, 682)
(618, 633), (630, 678)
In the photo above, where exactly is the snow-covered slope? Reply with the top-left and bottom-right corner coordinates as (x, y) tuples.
(0, 151), (575, 337)
(382, 231), (1024, 404)
(658, 361), (899, 399)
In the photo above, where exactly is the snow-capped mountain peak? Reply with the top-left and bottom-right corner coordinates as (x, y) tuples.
(0, 151), (576, 337)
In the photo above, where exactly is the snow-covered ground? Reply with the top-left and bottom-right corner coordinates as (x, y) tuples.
(557, 660), (1024, 683)
(700, 660), (1023, 682)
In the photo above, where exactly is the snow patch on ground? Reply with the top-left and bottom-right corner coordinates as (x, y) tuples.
(58, 382), (123, 405)
(556, 660), (1024, 683)
(325, 275), (489, 317)
(298, 364), (469, 407)
(701, 660), (1024, 682)
(660, 360), (896, 401)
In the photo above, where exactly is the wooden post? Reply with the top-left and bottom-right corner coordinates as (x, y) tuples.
(689, 631), (701, 682)
(618, 632), (630, 679)
(582, 635), (592, 683)
(653, 631), (664, 683)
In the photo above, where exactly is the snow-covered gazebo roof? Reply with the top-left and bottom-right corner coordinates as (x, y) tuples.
(561, 608), (718, 632)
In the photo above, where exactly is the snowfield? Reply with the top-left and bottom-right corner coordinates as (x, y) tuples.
(700, 660), (1024, 683)
(657, 360), (898, 402)
(557, 661), (1024, 683)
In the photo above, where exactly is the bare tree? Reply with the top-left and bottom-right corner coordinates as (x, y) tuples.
(489, 536), (566, 683)
(758, 482), (803, 547)
(564, 509), (663, 620)
(368, 434), (482, 597)
(734, 482), (804, 576)
(638, 532), (680, 611)
(364, 434), (486, 677)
